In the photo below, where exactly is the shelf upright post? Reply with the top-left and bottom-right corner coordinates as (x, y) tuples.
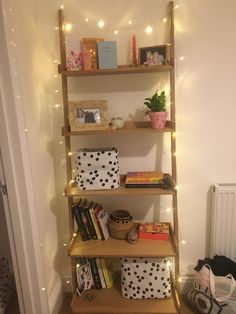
(58, 8), (77, 289)
(168, 1), (180, 293)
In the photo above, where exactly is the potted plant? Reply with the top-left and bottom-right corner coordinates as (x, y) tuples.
(144, 90), (168, 129)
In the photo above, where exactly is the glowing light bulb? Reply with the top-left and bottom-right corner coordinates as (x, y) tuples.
(62, 192), (65, 196)
(175, 185), (179, 190)
(66, 280), (70, 284)
(41, 288), (46, 291)
(70, 179), (75, 184)
(63, 243), (67, 246)
(54, 74), (58, 78)
(55, 104), (60, 108)
(68, 152), (72, 156)
(163, 18), (167, 23)
(179, 76), (183, 80)
(59, 141), (63, 144)
(24, 128), (28, 132)
(175, 4), (180, 9)
(166, 208), (172, 213)
(181, 240), (186, 245)
(73, 233), (77, 237)
(60, 5), (64, 10)
(53, 59), (58, 64)
(55, 89), (59, 93)
(85, 18), (89, 22)
(98, 20), (105, 28)
(128, 20), (132, 25)
(179, 56), (185, 61)
(114, 30), (119, 35)
(64, 23), (72, 31)
(145, 25), (153, 34)
(167, 261), (172, 269)
(178, 277), (182, 283)
(172, 132), (177, 138)
(54, 27), (59, 30)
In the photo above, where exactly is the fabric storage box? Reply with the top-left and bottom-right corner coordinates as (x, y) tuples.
(120, 257), (171, 299)
(75, 148), (120, 190)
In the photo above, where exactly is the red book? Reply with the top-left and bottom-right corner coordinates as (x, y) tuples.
(139, 223), (169, 240)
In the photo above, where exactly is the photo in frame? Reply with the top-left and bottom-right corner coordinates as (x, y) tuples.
(69, 100), (109, 131)
(138, 45), (168, 66)
(76, 263), (94, 295)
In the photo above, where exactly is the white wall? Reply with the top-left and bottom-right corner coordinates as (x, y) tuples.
(2, 0), (236, 308)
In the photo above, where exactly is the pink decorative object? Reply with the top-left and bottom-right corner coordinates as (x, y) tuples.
(132, 34), (137, 65)
(149, 112), (168, 129)
(66, 49), (84, 71)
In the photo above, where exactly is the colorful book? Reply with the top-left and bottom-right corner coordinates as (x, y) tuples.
(81, 37), (104, 70)
(95, 258), (106, 288)
(139, 222), (169, 240)
(97, 208), (109, 240)
(84, 202), (97, 239)
(89, 258), (102, 289)
(89, 204), (102, 240)
(125, 171), (165, 188)
(100, 258), (114, 288)
(97, 41), (118, 69)
(71, 201), (90, 241)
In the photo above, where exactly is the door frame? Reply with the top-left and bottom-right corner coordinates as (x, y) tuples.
(0, 0), (50, 312)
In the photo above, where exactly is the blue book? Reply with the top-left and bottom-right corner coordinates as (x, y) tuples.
(98, 41), (117, 69)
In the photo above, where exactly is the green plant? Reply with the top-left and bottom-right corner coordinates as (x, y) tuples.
(144, 90), (167, 114)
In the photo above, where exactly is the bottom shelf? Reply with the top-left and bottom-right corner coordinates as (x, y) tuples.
(71, 276), (180, 314)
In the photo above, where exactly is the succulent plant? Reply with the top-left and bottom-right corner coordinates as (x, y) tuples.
(144, 90), (167, 114)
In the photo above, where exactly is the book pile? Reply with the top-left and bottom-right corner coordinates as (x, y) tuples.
(125, 171), (175, 190)
(72, 199), (109, 241)
(76, 257), (114, 295)
(139, 222), (169, 240)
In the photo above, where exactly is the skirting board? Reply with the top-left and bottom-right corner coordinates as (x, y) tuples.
(49, 278), (63, 314)
(62, 275), (194, 294)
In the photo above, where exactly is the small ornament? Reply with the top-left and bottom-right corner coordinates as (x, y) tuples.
(132, 34), (137, 65)
(127, 228), (139, 244)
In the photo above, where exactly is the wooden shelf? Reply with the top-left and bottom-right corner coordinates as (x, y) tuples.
(71, 278), (179, 314)
(62, 121), (175, 136)
(69, 231), (177, 257)
(65, 176), (175, 197)
(59, 64), (173, 77)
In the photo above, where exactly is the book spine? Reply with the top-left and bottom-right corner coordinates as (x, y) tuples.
(71, 204), (90, 241)
(85, 206), (97, 239)
(80, 210), (92, 240)
(125, 183), (164, 188)
(97, 209), (109, 240)
(100, 258), (113, 288)
(95, 258), (106, 288)
(94, 205), (104, 240)
(90, 207), (102, 240)
(89, 258), (102, 289)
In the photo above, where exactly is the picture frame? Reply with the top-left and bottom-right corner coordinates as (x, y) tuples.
(69, 100), (109, 131)
(138, 45), (168, 66)
(76, 263), (93, 295)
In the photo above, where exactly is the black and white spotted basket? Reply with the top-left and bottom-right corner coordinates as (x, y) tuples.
(75, 148), (120, 190)
(120, 257), (171, 299)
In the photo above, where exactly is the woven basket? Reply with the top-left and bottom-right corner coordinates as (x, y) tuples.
(108, 210), (134, 240)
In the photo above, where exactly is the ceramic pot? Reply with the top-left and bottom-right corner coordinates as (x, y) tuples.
(149, 111), (168, 129)
(108, 210), (134, 240)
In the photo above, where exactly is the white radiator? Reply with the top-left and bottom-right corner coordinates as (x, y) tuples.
(211, 184), (236, 262)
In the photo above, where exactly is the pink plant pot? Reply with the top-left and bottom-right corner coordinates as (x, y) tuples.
(149, 112), (168, 129)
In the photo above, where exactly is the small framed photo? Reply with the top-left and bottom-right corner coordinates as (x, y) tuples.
(138, 45), (167, 66)
(69, 100), (109, 131)
(76, 263), (93, 295)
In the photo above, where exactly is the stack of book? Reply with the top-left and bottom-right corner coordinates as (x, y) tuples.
(125, 171), (175, 190)
(76, 257), (114, 295)
(72, 199), (109, 241)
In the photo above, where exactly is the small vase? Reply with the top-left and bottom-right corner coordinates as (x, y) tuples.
(149, 111), (168, 129)
(108, 210), (134, 240)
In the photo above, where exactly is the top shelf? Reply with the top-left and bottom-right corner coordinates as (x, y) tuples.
(58, 64), (173, 77)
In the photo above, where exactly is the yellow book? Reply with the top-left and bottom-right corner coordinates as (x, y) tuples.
(89, 204), (102, 240)
(100, 258), (114, 288)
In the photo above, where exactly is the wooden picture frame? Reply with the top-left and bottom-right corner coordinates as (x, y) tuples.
(138, 45), (168, 66)
(69, 100), (109, 131)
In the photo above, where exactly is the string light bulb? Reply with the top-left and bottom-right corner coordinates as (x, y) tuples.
(175, 4), (180, 9)
(181, 240), (186, 245)
(128, 20), (132, 25)
(98, 20), (105, 28)
(114, 30), (119, 35)
(64, 23), (72, 31)
(179, 56), (185, 61)
(85, 18), (89, 22)
(145, 25), (153, 34)
(60, 5), (64, 10)
(163, 17), (167, 23)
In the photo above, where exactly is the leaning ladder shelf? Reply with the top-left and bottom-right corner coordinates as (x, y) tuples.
(58, 1), (180, 313)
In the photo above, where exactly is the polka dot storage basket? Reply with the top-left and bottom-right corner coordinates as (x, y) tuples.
(75, 148), (120, 190)
(120, 257), (171, 299)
